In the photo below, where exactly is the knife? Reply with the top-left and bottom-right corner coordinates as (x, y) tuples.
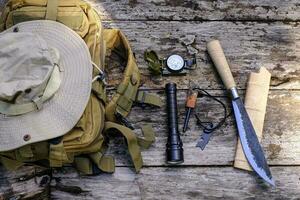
(207, 40), (275, 186)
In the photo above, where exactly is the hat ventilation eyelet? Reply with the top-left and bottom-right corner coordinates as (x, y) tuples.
(23, 134), (31, 141)
(25, 88), (32, 94)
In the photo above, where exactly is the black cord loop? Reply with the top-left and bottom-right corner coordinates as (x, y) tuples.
(192, 87), (231, 134)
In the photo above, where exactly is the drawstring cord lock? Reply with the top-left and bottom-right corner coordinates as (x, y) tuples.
(92, 62), (107, 86)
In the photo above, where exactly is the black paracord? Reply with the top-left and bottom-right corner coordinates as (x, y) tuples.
(192, 87), (232, 134)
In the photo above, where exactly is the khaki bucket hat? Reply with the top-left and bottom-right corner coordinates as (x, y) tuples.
(0, 20), (93, 151)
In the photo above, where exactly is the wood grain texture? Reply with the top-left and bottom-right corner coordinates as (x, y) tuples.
(0, 166), (50, 200)
(106, 90), (300, 166)
(51, 166), (300, 200)
(89, 0), (300, 21)
(103, 21), (300, 90)
(207, 40), (237, 90)
(0, 1), (300, 199)
(1, 2), (299, 90)
(2, 90), (299, 199)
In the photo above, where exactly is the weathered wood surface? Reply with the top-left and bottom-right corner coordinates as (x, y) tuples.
(108, 90), (300, 166)
(51, 167), (300, 200)
(90, 0), (300, 21)
(1, 2), (300, 90)
(0, 166), (50, 200)
(104, 20), (300, 90)
(2, 165), (300, 199)
(1, 0), (300, 199)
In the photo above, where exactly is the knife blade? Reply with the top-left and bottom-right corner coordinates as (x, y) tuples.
(207, 40), (275, 186)
(232, 98), (274, 185)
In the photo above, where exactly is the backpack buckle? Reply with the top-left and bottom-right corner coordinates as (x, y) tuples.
(134, 91), (147, 109)
(92, 62), (108, 86)
(134, 91), (163, 109)
(115, 112), (134, 130)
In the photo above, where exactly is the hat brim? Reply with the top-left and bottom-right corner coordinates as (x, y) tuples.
(0, 20), (92, 151)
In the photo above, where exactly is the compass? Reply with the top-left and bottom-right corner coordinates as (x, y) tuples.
(166, 55), (185, 72)
(144, 50), (197, 76)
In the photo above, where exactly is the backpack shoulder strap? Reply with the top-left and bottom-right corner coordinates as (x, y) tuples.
(103, 29), (140, 121)
(103, 29), (162, 122)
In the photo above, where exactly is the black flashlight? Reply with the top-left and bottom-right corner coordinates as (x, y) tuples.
(165, 82), (184, 165)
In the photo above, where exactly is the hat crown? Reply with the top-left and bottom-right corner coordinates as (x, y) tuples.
(0, 20), (92, 152)
(0, 32), (59, 105)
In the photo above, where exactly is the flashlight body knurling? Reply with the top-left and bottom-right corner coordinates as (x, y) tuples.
(165, 83), (184, 164)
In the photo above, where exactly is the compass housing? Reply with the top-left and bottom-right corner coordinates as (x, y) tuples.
(166, 55), (185, 73)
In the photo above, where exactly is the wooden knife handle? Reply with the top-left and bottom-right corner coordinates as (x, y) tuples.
(207, 40), (236, 90)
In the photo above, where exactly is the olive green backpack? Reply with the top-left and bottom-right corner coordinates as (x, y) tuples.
(0, 0), (162, 174)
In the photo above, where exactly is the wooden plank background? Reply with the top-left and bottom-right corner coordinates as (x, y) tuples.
(0, 0), (300, 199)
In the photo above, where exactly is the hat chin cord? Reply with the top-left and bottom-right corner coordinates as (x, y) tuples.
(91, 61), (107, 86)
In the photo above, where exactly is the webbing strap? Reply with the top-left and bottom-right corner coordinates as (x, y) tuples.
(137, 125), (156, 149)
(49, 142), (69, 167)
(0, 64), (61, 116)
(115, 71), (140, 117)
(136, 91), (163, 108)
(74, 153), (115, 174)
(104, 122), (143, 172)
(17, 145), (34, 159)
(103, 29), (141, 121)
(74, 157), (93, 174)
(0, 4), (7, 31)
(0, 156), (24, 170)
(46, 0), (59, 21)
(89, 152), (115, 173)
(144, 50), (162, 75)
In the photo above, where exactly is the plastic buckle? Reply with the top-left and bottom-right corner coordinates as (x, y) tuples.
(135, 91), (147, 109)
(115, 112), (134, 130)
(97, 71), (108, 86)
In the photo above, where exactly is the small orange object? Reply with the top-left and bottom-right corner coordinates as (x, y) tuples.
(183, 91), (198, 132)
(186, 92), (198, 108)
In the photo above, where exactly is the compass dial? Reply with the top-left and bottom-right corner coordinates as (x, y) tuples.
(166, 55), (185, 72)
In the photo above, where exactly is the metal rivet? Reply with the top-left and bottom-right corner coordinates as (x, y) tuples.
(131, 73), (138, 85)
(23, 134), (31, 141)
(13, 27), (19, 32)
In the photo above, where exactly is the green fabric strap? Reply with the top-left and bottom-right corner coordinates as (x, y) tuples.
(74, 157), (92, 174)
(49, 141), (68, 167)
(0, 156), (24, 170)
(74, 153), (115, 174)
(46, 0), (59, 21)
(116, 73), (139, 117)
(99, 155), (115, 173)
(144, 50), (162, 75)
(17, 145), (34, 159)
(89, 152), (115, 173)
(0, 65), (61, 116)
(136, 91), (163, 108)
(137, 125), (156, 149)
(0, 5), (6, 31)
(104, 122), (143, 172)
(16, 142), (49, 161)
